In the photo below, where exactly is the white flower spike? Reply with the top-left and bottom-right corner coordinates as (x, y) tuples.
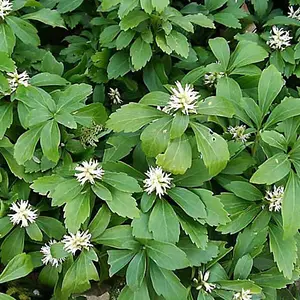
(62, 230), (93, 255)
(143, 166), (172, 198)
(193, 271), (216, 293)
(265, 185), (284, 212)
(228, 125), (251, 143)
(80, 122), (103, 148)
(7, 71), (30, 93)
(108, 87), (123, 105)
(204, 72), (225, 87)
(288, 6), (300, 20)
(9, 200), (38, 228)
(165, 81), (200, 115)
(233, 289), (252, 300)
(267, 26), (292, 51)
(0, 0), (12, 19)
(75, 159), (105, 185)
(40, 240), (65, 267)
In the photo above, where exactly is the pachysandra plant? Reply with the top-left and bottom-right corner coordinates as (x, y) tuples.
(1, 0), (300, 299)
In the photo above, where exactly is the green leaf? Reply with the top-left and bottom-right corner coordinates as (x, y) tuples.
(118, 0), (139, 18)
(251, 0), (269, 17)
(191, 122), (229, 176)
(149, 261), (187, 300)
(214, 12), (241, 29)
(0, 293), (15, 300)
(0, 103), (13, 139)
(57, 0), (84, 13)
(250, 153), (291, 185)
(168, 187), (207, 219)
(166, 30), (189, 58)
(0, 253), (33, 283)
(258, 65), (284, 116)
(119, 281), (150, 300)
(170, 113), (189, 139)
(178, 238), (218, 266)
(156, 134), (192, 175)
(64, 191), (90, 233)
(187, 13), (215, 29)
(208, 37), (230, 70)
(169, 16), (194, 33)
(149, 199), (180, 243)
(130, 37), (152, 71)
(173, 159), (211, 187)
(119, 11), (149, 31)
(140, 192), (156, 213)
(217, 280), (261, 294)
(0, 23), (16, 54)
(264, 97), (300, 128)
(107, 103), (165, 133)
(176, 211), (208, 249)
(56, 83), (92, 113)
(1, 227), (25, 264)
(25, 222), (43, 241)
(40, 120), (60, 162)
(132, 212), (153, 239)
(116, 30), (135, 50)
(223, 181), (263, 201)
(107, 51), (131, 79)
(106, 187), (140, 219)
(0, 52), (15, 72)
(107, 249), (135, 277)
(260, 130), (287, 151)
(228, 41), (268, 71)
(62, 250), (98, 294)
(269, 223), (297, 279)
(192, 189), (230, 226)
(22, 8), (65, 28)
(102, 171), (142, 193)
(282, 172), (300, 239)
(89, 205), (111, 240)
(181, 66), (206, 85)
(151, 0), (169, 13)
(94, 225), (139, 250)
(0, 217), (14, 239)
(197, 96), (235, 117)
(5, 16), (40, 46)
(51, 179), (82, 206)
(36, 216), (65, 240)
(141, 117), (172, 157)
(205, 0), (227, 11)
(126, 250), (147, 290)
(217, 205), (261, 234)
(30, 72), (68, 87)
(99, 25), (120, 45)
(14, 125), (43, 165)
(146, 239), (189, 270)
(91, 182), (112, 201)
(41, 51), (64, 76)
(234, 254), (253, 280)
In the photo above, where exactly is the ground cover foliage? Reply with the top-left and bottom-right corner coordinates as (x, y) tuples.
(1, 0), (300, 299)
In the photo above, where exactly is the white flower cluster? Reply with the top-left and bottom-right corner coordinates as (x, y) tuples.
(0, 0), (12, 19)
(193, 271), (216, 293)
(143, 166), (172, 198)
(265, 185), (284, 212)
(62, 230), (93, 255)
(267, 26), (292, 51)
(40, 240), (65, 267)
(108, 87), (122, 105)
(75, 159), (105, 185)
(80, 122), (103, 148)
(164, 81), (200, 115)
(7, 71), (30, 93)
(9, 200), (38, 228)
(204, 72), (225, 87)
(233, 289), (252, 300)
(288, 6), (300, 20)
(228, 125), (251, 143)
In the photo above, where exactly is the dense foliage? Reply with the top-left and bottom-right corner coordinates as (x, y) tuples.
(1, 0), (300, 299)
